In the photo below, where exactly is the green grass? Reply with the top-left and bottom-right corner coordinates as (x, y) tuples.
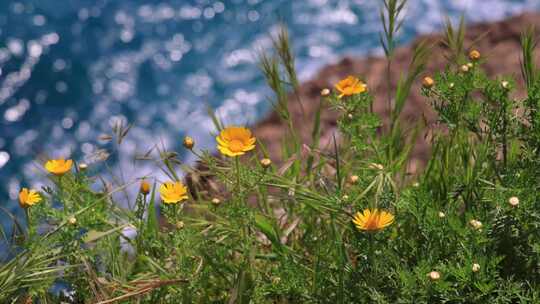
(2, 2), (540, 303)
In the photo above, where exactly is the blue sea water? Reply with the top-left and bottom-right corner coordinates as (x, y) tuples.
(0, 0), (539, 229)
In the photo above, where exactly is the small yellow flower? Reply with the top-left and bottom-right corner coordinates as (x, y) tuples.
(352, 209), (394, 231)
(19, 188), (42, 208)
(469, 49), (481, 61)
(44, 159), (73, 176)
(334, 75), (367, 98)
(422, 76), (435, 89)
(183, 136), (194, 149)
(216, 126), (256, 157)
(159, 181), (188, 204)
(140, 180), (151, 195)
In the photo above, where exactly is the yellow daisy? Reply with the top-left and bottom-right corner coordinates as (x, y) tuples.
(44, 159), (73, 176)
(159, 181), (188, 204)
(19, 188), (42, 208)
(216, 126), (256, 157)
(334, 75), (367, 98)
(352, 209), (394, 231)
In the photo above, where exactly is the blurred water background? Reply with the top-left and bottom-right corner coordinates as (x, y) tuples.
(1, 0), (539, 229)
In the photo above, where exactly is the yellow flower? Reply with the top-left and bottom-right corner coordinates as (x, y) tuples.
(159, 181), (188, 204)
(352, 209), (394, 231)
(216, 126), (256, 157)
(19, 188), (42, 208)
(334, 75), (367, 98)
(44, 159), (73, 176)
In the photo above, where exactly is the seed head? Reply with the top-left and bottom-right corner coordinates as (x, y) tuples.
(183, 136), (195, 150)
(469, 219), (483, 230)
(427, 271), (440, 281)
(140, 180), (151, 195)
(422, 76), (435, 89)
(469, 49), (481, 61)
(68, 217), (77, 225)
(260, 158), (272, 168)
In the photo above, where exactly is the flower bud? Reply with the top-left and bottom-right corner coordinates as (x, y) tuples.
(342, 195), (349, 200)
(413, 182), (420, 188)
(469, 49), (481, 61)
(460, 64), (470, 73)
(78, 163), (88, 171)
(501, 81), (510, 90)
(320, 88), (330, 96)
(260, 158), (272, 169)
(347, 113), (353, 119)
(449, 82), (455, 89)
(427, 271), (440, 281)
(469, 219), (483, 230)
(183, 136), (194, 150)
(467, 62), (474, 68)
(176, 221), (185, 230)
(211, 198), (221, 205)
(472, 263), (480, 273)
(438, 212), (446, 218)
(349, 175), (359, 184)
(422, 77), (435, 89)
(508, 196), (519, 207)
(68, 217), (77, 225)
(140, 180), (151, 195)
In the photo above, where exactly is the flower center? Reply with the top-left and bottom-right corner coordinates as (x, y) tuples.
(229, 139), (244, 152)
(365, 213), (380, 230)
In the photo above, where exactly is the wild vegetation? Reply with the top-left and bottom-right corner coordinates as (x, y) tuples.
(2, 0), (540, 303)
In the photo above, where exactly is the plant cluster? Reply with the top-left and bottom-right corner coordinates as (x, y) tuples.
(2, 1), (540, 303)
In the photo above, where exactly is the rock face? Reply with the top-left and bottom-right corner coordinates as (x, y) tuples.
(252, 12), (540, 169)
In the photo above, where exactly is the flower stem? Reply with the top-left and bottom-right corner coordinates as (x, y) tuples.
(235, 156), (241, 193)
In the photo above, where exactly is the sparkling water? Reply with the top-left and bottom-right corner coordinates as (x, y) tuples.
(0, 0), (539, 224)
